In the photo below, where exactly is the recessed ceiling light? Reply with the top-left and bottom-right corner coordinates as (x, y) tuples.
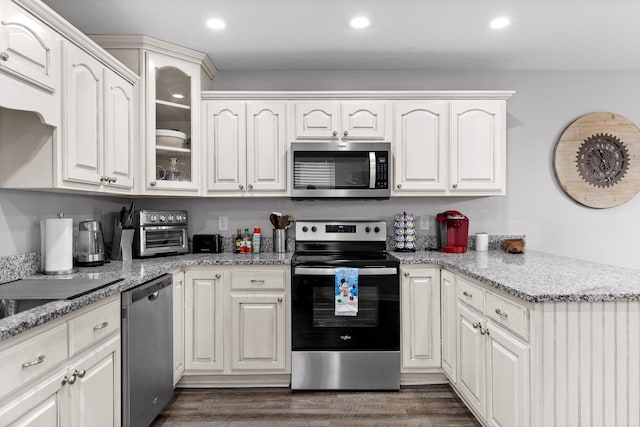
(206, 18), (226, 30)
(490, 17), (511, 29)
(350, 17), (370, 29)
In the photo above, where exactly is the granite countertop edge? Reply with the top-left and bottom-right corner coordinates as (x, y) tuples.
(2, 249), (639, 342)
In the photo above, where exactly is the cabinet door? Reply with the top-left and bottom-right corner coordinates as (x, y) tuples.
(0, 369), (67, 426)
(450, 100), (504, 193)
(341, 101), (387, 140)
(230, 294), (287, 372)
(441, 270), (457, 383)
(146, 52), (200, 192)
(204, 101), (246, 193)
(393, 102), (449, 193)
(68, 335), (120, 427)
(103, 69), (134, 191)
(293, 102), (339, 140)
(172, 271), (185, 385)
(486, 323), (530, 427)
(0, 0), (59, 92)
(62, 41), (103, 186)
(457, 301), (487, 421)
(400, 267), (441, 371)
(246, 102), (287, 193)
(184, 270), (224, 372)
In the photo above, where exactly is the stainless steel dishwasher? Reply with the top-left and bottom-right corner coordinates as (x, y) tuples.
(121, 274), (173, 427)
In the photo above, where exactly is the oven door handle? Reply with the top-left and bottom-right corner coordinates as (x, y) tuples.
(294, 267), (398, 276)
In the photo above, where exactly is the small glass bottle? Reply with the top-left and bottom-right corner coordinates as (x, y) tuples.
(235, 228), (243, 253)
(243, 227), (252, 253)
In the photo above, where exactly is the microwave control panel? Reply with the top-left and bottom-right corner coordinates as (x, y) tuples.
(376, 153), (389, 189)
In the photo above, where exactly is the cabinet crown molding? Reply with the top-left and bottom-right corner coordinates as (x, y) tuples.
(89, 34), (217, 80)
(202, 90), (515, 101)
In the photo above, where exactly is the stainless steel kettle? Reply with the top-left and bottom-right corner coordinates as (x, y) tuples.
(76, 220), (105, 266)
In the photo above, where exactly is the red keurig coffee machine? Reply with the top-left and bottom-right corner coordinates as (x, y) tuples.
(436, 211), (469, 253)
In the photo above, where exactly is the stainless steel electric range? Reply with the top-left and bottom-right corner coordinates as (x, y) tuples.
(290, 220), (400, 390)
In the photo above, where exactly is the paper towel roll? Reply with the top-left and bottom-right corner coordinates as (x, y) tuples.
(41, 216), (74, 273)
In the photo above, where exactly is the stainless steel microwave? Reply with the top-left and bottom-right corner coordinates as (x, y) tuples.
(291, 142), (391, 199)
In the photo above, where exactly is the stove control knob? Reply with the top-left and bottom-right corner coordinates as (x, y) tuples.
(302, 226), (308, 232)
(365, 226), (371, 233)
(311, 226), (317, 232)
(159, 215), (166, 222)
(167, 215), (174, 222)
(175, 214), (182, 222)
(150, 214), (158, 222)
(374, 226), (380, 233)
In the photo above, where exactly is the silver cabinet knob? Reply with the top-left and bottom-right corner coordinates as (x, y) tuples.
(67, 373), (77, 385)
(248, 184), (253, 190)
(61, 376), (70, 386)
(111, 177), (117, 183)
(462, 291), (472, 298)
(397, 184), (402, 189)
(100, 176), (107, 183)
(472, 322), (481, 329)
(239, 184), (244, 190)
(332, 131), (338, 137)
(75, 369), (86, 378)
(343, 130), (348, 137)
(0, 52), (9, 61)
(452, 184), (458, 189)
(403, 272), (409, 277)
(215, 273), (221, 279)
(277, 297), (283, 303)
(150, 181), (157, 187)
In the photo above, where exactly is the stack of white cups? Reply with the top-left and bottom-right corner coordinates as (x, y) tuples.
(475, 232), (489, 251)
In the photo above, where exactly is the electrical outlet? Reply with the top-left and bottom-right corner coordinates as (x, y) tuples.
(218, 216), (228, 231)
(419, 215), (430, 230)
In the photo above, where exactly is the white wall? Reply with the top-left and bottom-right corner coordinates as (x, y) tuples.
(1, 69), (638, 271)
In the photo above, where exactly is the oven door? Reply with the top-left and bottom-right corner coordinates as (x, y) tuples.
(137, 226), (188, 257)
(291, 266), (399, 351)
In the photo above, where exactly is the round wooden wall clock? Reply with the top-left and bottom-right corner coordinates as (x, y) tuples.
(554, 112), (640, 208)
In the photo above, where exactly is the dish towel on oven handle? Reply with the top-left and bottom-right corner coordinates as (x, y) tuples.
(335, 267), (358, 316)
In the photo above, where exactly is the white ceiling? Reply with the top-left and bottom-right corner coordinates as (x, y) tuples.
(42, 0), (640, 72)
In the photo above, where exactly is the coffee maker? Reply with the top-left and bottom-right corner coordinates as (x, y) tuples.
(436, 211), (469, 253)
(76, 220), (105, 266)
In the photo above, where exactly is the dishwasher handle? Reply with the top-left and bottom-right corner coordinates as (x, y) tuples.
(130, 274), (172, 303)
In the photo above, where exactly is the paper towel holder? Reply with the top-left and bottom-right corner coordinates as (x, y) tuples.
(41, 213), (78, 275)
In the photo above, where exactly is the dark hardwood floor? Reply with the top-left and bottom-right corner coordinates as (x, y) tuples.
(151, 384), (481, 427)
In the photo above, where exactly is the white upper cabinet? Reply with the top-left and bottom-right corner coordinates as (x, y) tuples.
(393, 102), (449, 193)
(203, 99), (287, 196)
(62, 41), (103, 186)
(146, 53), (200, 192)
(293, 101), (388, 141)
(0, 0), (58, 93)
(61, 41), (134, 193)
(450, 100), (505, 194)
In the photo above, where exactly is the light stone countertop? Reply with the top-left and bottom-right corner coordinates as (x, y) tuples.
(1, 249), (639, 342)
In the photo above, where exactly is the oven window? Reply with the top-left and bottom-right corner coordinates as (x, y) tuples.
(144, 229), (185, 249)
(293, 152), (370, 189)
(312, 286), (378, 328)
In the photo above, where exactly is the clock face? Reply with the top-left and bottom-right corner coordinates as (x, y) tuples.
(576, 133), (629, 187)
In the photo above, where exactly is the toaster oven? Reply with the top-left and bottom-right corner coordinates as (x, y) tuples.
(133, 210), (189, 257)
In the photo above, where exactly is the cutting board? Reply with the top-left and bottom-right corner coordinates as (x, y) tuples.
(0, 278), (121, 300)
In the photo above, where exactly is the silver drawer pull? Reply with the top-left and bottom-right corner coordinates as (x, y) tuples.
(22, 355), (45, 369)
(93, 321), (109, 331)
(75, 369), (86, 378)
(472, 322), (481, 329)
(250, 279), (265, 284)
(495, 308), (508, 319)
(463, 291), (473, 298)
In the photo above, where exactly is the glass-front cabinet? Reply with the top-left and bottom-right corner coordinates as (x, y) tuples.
(146, 52), (201, 192)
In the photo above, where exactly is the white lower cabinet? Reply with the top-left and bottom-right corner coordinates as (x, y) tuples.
(400, 266), (441, 372)
(183, 266), (290, 384)
(452, 272), (530, 427)
(172, 271), (185, 385)
(440, 269), (457, 383)
(0, 297), (121, 427)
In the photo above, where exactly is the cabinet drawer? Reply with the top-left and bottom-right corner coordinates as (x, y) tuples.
(68, 299), (120, 356)
(485, 292), (528, 340)
(231, 270), (286, 291)
(456, 277), (484, 312)
(0, 323), (67, 399)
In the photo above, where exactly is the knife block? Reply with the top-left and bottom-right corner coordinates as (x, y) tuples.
(112, 221), (135, 261)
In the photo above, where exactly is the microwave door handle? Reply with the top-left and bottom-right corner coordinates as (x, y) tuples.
(369, 152), (376, 189)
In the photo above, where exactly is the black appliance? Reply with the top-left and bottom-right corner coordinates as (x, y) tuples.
(291, 220), (400, 390)
(192, 234), (224, 253)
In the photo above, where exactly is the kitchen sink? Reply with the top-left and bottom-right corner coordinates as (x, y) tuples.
(0, 298), (58, 319)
